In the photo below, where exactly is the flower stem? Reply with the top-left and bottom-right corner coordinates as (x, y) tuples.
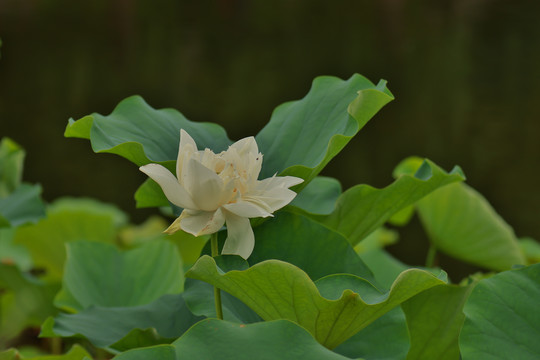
(425, 244), (437, 268)
(210, 233), (223, 320)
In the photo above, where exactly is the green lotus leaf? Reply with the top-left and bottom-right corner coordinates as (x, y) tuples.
(256, 74), (393, 189)
(402, 283), (476, 360)
(65, 96), (232, 209)
(203, 212), (375, 284)
(172, 319), (357, 360)
(67, 75), (391, 209)
(55, 240), (183, 312)
(0, 184), (46, 228)
(40, 294), (203, 352)
(460, 263), (540, 359)
(249, 212), (374, 282)
(333, 307), (410, 360)
(186, 255), (446, 349)
(14, 198), (127, 280)
(64, 95), (232, 166)
(295, 159), (464, 245)
(417, 182), (526, 271)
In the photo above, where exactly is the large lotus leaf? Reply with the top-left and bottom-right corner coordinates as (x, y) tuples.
(172, 319), (357, 360)
(65, 96), (233, 210)
(0, 138), (25, 197)
(249, 211), (374, 282)
(333, 307), (410, 360)
(297, 159), (464, 245)
(186, 255), (446, 349)
(0, 184), (46, 228)
(55, 240), (183, 312)
(290, 176), (342, 215)
(14, 198), (127, 280)
(417, 182), (526, 271)
(459, 263), (540, 359)
(0, 264), (59, 342)
(203, 212), (375, 284)
(113, 345), (176, 360)
(256, 74), (393, 188)
(40, 294), (204, 352)
(402, 283), (475, 360)
(64, 95), (232, 166)
(0, 345), (91, 360)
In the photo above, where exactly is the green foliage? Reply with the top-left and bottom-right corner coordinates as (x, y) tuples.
(417, 182), (526, 270)
(41, 294), (203, 352)
(15, 198), (127, 280)
(298, 159), (465, 245)
(186, 255), (446, 349)
(402, 283), (476, 360)
(256, 74), (393, 188)
(4, 74), (538, 358)
(0, 184), (46, 228)
(171, 319), (354, 360)
(66, 75), (392, 208)
(64, 96), (232, 165)
(248, 211), (375, 282)
(460, 263), (540, 359)
(65, 96), (232, 209)
(0, 138), (46, 228)
(333, 307), (410, 360)
(54, 241), (183, 312)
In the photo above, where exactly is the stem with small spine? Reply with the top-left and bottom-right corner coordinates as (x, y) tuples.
(210, 233), (223, 320)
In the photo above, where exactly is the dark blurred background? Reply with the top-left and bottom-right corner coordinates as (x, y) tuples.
(1, 0), (539, 272)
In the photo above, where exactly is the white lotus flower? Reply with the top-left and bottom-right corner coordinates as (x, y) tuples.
(139, 129), (303, 259)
